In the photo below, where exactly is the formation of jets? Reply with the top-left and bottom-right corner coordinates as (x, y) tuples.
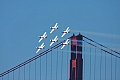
(36, 23), (70, 53)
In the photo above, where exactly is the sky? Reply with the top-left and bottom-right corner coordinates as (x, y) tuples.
(0, 0), (120, 79)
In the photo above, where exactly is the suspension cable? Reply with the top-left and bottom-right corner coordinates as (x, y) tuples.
(83, 39), (120, 58)
(83, 35), (120, 55)
(0, 39), (67, 77)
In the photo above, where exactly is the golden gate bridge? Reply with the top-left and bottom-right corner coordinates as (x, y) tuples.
(0, 33), (120, 80)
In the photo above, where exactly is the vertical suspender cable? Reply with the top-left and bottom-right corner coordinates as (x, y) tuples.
(67, 44), (69, 80)
(45, 52), (47, 80)
(56, 48), (58, 80)
(2, 76), (3, 80)
(35, 60), (36, 80)
(29, 63), (31, 80)
(39, 56), (41, 80)
(8, 73), (9, 80)
(83, 41), (86, 80)
(94, 46), (96, 80)
(111, 51), (112, 80)
(18, 68), (20, 80)
(61, 50), (63, 80)
(105, 52), (106, 80)
(115, 58), (117, 80)
(100, 50), (102, 80)
(51, 50), (52, 80)
(89, 41), (91, 80)
(13, 71), (14, 80)
(24, 65), (25, 80)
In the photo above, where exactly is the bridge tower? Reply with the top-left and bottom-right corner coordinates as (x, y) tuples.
(69, 33), (83, 80)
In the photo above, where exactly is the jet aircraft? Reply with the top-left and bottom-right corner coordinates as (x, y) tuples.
(50, 36), (58, 46)
(38, 32), (47, 42)
(61, 39), (70, 49)
(50, 23), (58, 33)
(36, 43), (45, 53)
(61, 27), (70, 37)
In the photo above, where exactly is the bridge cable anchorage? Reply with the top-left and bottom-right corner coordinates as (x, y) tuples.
(83, 35), (120, 56)
(83, 39), (120, 59)
(0, 38), (69, 77)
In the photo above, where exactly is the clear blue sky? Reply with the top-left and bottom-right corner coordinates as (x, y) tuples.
(0, 0), (120, 79)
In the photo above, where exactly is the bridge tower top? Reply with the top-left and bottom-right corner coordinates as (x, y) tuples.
(69, 33), (83, 80)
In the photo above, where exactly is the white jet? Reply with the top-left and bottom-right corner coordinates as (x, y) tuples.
(61, 27), (70, 37)
(36, 43), (45, 53)
(61, 39), (70, 49)
(50, 23), (58, 33)
(50, 36), (58, 46)
(38, 32), (47, 42)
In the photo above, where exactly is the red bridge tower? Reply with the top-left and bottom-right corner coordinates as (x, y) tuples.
(69, 33), (83, 80)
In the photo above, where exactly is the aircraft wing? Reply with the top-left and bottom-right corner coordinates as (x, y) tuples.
(50, 42), (54, 46)
(61, 33), (66, 37)
(50, 29), (54, 34)
(36, 49), (40, 53)
(38, 38), (43, 42)
(55, 23), (58, 27)
(61, 45), (66, 49)
(43, 32), (46, 36)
